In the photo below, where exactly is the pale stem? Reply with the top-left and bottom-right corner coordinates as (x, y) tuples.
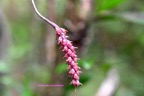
(31, 0), (59, 29)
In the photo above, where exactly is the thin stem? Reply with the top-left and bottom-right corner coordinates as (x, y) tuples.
(31, 0), (59, 29)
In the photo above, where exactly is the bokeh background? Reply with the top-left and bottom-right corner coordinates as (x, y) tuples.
(0, 0), (144, 96)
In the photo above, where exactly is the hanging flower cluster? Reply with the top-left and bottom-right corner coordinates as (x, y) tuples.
(55, 28), (82, 87)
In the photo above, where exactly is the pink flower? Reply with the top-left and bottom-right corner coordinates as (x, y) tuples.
(55, 28), (82, 87)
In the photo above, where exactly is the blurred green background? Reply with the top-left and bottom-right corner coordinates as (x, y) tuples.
(0, 0), (144, 96)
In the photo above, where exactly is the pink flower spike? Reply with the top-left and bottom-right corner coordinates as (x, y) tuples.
(67, 49), (73, 56)
(62, 39), (67, 45)
(70, 80), (76, 85)
(71, 61), (77, 67)
(58, 37), (63, 44)
(75, 80), (82, 87)
(69, 69), (75, 75)
(55, 28), (82, 87)
(60, 28), (68, 35)
(64, 53), (69, 58)
(62, 46), (68, 52)
(66, 57), (73, 63)
(76, 71), (82, 75)
(67, 41), (72, 47)
(67, 65), (71, 70)
(71, 53), (77, 58)
(74, 74), (79, 80)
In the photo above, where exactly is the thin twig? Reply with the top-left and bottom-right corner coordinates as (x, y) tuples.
(31, 0), (59, 29)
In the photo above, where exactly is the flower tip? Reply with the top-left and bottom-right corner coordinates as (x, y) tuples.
(60, 28), (68, 33)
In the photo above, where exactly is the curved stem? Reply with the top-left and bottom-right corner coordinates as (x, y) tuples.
(31, 0), (59, 29)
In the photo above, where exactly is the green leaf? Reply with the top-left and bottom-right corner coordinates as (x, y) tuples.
(97, 0), (125, 12)
(78, 60), (94, 70)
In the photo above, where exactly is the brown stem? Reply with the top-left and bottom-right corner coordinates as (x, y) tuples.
(31, 0), (59, 29)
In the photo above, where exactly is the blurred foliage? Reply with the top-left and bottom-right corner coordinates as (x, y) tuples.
(96, 0), (125, 12)
(0, 0), (144, 96)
